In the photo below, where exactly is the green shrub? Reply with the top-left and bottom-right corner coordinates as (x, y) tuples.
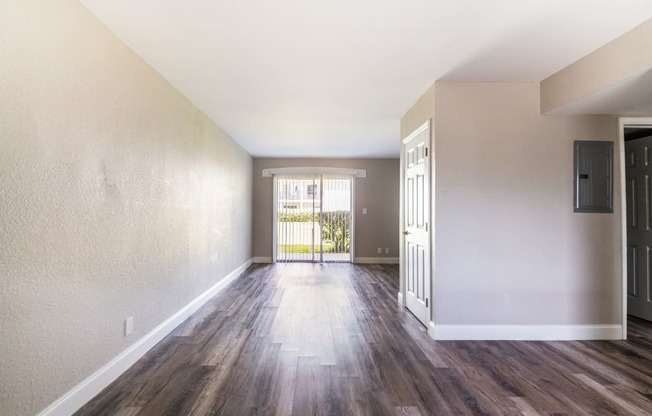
(320, 211), (351, 252)
(278, 212), (318, 222)
(278, 210), (351, 253)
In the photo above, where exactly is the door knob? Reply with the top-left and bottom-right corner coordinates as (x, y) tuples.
(403, 231), (410, 235)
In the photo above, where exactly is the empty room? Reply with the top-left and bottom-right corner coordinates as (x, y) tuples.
(2, 1), (652, 415)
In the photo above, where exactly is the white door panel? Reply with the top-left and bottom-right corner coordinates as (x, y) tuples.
(403, 122), (431, 326)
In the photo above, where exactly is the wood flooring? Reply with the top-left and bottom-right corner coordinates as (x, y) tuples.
(76, 263), (652, 415)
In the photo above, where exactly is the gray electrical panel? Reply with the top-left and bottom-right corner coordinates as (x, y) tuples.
(574, 140), (613, 213)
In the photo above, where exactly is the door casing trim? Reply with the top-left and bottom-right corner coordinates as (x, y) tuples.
(619, 117), (652, 339)
(399, 120), (433, 328)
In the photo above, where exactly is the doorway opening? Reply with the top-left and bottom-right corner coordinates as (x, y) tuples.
(274, 174), (353, 263)
(622, 119), (652, 334)
(400, 121), (432, 328)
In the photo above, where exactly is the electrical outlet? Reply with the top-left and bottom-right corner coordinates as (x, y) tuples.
(125, 316), (134, 336)
(377, 247), (382, 254)
(385, 248), (389, 254)
(362, 208), (367, 215)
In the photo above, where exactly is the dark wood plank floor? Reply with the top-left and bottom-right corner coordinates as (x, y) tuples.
(77, 263), (652, 416)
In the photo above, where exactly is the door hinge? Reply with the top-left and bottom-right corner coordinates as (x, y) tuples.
(426, 298), (429, 307)
(425, 147), (429, 157)
(425, 222), (428, 232)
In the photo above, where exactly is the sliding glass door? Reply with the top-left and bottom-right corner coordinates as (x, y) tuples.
(321, 176), (352, 262)
(275, 174), (352, 263)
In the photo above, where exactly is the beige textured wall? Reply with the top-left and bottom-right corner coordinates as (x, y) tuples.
(541, 19), (652, 113)
(400, 84), (435, 139)
(433, 82), (621, 325)
(0, 1), (252, 415)
(252, 158), (399, 260)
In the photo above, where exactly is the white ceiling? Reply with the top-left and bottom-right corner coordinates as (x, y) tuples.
(80, 1), (652, 157)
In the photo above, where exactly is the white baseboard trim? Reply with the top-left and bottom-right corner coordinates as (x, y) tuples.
(397, 291), (403, 305)
(427, 321), (437, 340)
(253, 256), (273, 263)
(354, 257), (399, 264)
(430, 324), (623, 341)
(39, 258), (254, 416)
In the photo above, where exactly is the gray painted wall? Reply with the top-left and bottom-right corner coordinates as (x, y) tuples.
(252, 158), (399, 260)
(432, 82), (621, 326)
(0, 1), (252, 415)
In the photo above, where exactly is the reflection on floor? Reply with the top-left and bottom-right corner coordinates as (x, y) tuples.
(276, 253), (351, 262)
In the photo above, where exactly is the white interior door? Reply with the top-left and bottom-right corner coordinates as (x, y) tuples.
(402, 122), (431, 326)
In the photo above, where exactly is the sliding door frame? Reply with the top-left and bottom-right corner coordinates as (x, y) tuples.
(272, 175), (278, 263)
(268, 168), (364, 263)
